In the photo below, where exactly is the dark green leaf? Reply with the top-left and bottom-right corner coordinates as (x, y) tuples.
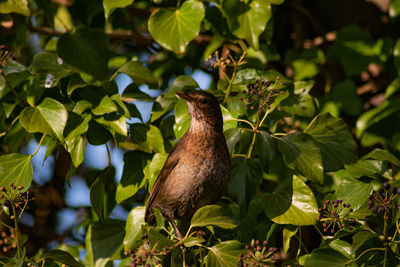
(116, 151), (151, 203)
(90, 167), (116, 221)
(304, 112), (358, 171)
(305, 248), (350, 267)
(20, 98), (68, 142)
(263, 175), (318, 225)
(281, 81), (317, 117)
(0, 153), (32, 192)
(86, 219), (125, 266)
(283, 226), (298, 253)
(123, 206), (145, 250)
(43, 249), (84, 267)
(57, 26), (111, 80)
(275, 133), (323, 184)
(164, 75), (199, 98)
(130, 124), (165, 153)
(30, 52), (72, 88)
(227, 158), (263, 212)
(148, 0), (205, 54)
(363, 149), (400, 166)
(329, 239), (353, 259)
(221, 0), (271, 49)
(190, 205), (237, 229)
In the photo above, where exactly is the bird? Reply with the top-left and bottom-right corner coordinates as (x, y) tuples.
(145, 90), (231, 239)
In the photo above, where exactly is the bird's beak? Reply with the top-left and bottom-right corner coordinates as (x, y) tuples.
(176, 91), (192, 101)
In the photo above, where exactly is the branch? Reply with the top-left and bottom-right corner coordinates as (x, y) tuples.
(28, 25), (212, 46)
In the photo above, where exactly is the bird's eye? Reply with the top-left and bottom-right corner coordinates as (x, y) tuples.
(201, 98), (209, 104)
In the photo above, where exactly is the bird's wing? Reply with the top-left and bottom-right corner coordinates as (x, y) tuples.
(145, 136), (185, 222)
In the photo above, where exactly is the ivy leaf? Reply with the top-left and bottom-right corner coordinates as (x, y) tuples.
(283, 226), (298, 253)
(0, 0), (30, 16)
(305, 248), (351, 267)
(174, 98), (190, 139)
(57, 26), (111, 80)
(64, 113), (91, 167)
(304, 112), (358, 172)
(20, 98), (68, 142)
(335, 177), (373, 211)
(263, 175), (318, 225)
(116, 60), (158, 88)
(103, 0), (134, 20)
(221, 0), (271, 49)
(116, 151), (151, 203)
(0, 153), (33, 192)
(206, 240), (245, 267)
(275, 133), (324, 184)
(43, 250), (83, 267)
(92, 95), (118, 115)
(144, 153), (168, 191)
(130, 124), (165, 154)
(148, 0), (205, 54)
(123, 206), (145, 250)
(30, 52), (72, 88)
(281, 81), (317, 118)
(90, 167), (116, 221)
(190, 205), (237, 229)
(86, 219), (125, 267)
(184, 237), (206, 247)
(227, 158), (263, 213)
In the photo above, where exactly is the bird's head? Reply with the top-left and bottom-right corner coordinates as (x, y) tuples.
(176, 90), (223, 132)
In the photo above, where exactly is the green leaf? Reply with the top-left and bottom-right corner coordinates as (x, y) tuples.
(148, 0), (205, 54)
(116, 60), (158, 88)
(263, 175), (318, 225)
(221, 0), (271, 49)
(283, 226), (298, 253)
(329, 239), (353, 259)
(385, 78), (400, 99)
(206, 240), (245, 267)
(292, 59), (319, 80)
(255, 130), (276, 167)
(144, 153), (168, 191)
(64, 113), (91, 167)
(390, 0), (400, 18)
(116, 151), (151, 203)
(96, 115), (127, 136)
(103, 0), (134, 20)
(335, 177), (373, 211)
(0, 153), (33, 192)
(304, 112), (357, 172)
(30, 52), (72, 88)
(363, 149), (400, 166)
(86, 219), (125, 267)
(92, 95), (119, 116)
(345, 159), (392, 179)
(164, 75), (199, 98)
(227, 158), (263, 212)
(305, 248), (351, 267)
(130, 124), (165, 153)
(190, 205), (237, 229)
(57, 26), (111, 80)
(224, 127), (249, 155)
(0, 0), (30, 16)
(123, 206), (145, 250)
(43, 249), (84, 267)
(184, 237), (206, 247)
(173, 98), (190, 139)
(275, 133), (323, 184)
(351, 231), (376, 254)
(90, 167), (116, 221)
(20, 98), (68, 142)
(326, 80), (362, 116)
(281, 81), (317, 118)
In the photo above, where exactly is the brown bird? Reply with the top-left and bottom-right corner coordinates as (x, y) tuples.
(145, 90), (230, 239)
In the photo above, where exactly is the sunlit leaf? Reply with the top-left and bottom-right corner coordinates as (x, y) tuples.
(0, 153), (32, 192)
(263, 175), (318, 225)
(206, 240), (245, 267)
(43, 249), (84, 267)
(116, 60), (158, 87)
(190, 205), (237, 229)
(0, 0), (30, 16)
(148, 0), (205, 54)
(103, 0), (134, 20)
(123, 206), (145, 250)
(20, 98), (68, 142)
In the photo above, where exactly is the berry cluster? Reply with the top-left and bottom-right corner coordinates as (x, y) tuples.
(242, 77), (285, 114)
(367, 182), (399, 220)
(0, 45), (10, 74)
(317, 199), (356, 234)
(207, 50), (247, 72)
(0, 230), (17, 253)
(0, 182), (30, 219)
(126, 234), (166, 267)
(238, 240), (279, 267)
